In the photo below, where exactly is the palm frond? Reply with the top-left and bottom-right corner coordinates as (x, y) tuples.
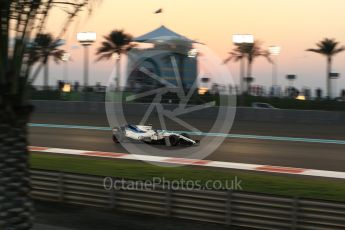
(95, 52), (113, 62)
(307, 38), (345, 57)
(223, 51), (243, 64)
(51, 50), (65, 63)
(96, 29), (134, 61)
(333, 46), (345, 55)
(223, 56), (232, 64)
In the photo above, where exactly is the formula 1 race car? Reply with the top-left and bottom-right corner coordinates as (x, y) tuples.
(112, 124), (199, 146)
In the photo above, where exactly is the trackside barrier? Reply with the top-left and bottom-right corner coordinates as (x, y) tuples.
(31, 100), (345, 125)
(30, 169), (345, 230)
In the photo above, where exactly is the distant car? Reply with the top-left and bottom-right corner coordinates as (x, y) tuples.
(251, 102), (275, 109)
(112, 124), (199, 146)
(334, 97), (345, 102)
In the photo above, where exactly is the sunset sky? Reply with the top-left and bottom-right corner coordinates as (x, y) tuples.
(42, 0), (345, 94)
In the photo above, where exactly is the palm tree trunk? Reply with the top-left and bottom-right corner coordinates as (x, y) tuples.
(115, 57), (121, 91)
(0, 105), (34, 229)
(239, 57), (245, 95)
(44, 59), (49, 90)
(29, 63), (44, 85)
(246, 60), (252, 94)
(327, 56), (332, 98)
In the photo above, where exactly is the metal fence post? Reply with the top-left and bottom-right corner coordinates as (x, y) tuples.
(291, 196), (299, 230)
(58, 172), (64, 202)
(225, 190), (233, 226)
(165, 189), (172, 217)
(109, 177), (116, 209)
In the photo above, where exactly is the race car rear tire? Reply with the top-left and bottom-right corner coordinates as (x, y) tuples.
(112, 135), (119, 143)
(168, 135), (179, 146)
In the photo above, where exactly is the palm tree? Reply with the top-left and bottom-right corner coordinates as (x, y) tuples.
(28, 33), (65, 89)
(242, 41), (271, 93)
(224, 47), (245, 94)
(307, 38), (345, 98)
(0, 1), (98, 229)
(96, 30), (135, 90)
(225, 41), (271, 93)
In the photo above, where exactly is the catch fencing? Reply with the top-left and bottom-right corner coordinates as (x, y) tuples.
(31, 169), (345, 230)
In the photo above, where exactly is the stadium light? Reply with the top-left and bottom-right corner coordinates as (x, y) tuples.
(77, 32), (96, 87)
(269, 46), (281, 93)
(232, 34), (254, 44)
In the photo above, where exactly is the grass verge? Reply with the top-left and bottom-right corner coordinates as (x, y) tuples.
(31, 153), (345, 202)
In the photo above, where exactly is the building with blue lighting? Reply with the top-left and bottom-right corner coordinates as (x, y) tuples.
(126, 26), (198, 92)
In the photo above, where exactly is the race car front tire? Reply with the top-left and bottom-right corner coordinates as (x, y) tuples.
(112, 135), (120, 143)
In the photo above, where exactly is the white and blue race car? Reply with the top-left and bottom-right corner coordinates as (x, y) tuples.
(112, 124), (199, 146)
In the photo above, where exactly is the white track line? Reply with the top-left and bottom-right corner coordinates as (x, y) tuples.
(29, 146), (345, 179)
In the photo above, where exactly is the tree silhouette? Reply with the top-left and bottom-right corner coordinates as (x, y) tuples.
(29, 33), (65, 88)
(225, 40), (271, 93)
(96, 30), (135, 90)
(0, 1), (98, 229)
(307, 38), (345, 98)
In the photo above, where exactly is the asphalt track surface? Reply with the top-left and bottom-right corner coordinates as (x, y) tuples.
(29, 113), (345, 172)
